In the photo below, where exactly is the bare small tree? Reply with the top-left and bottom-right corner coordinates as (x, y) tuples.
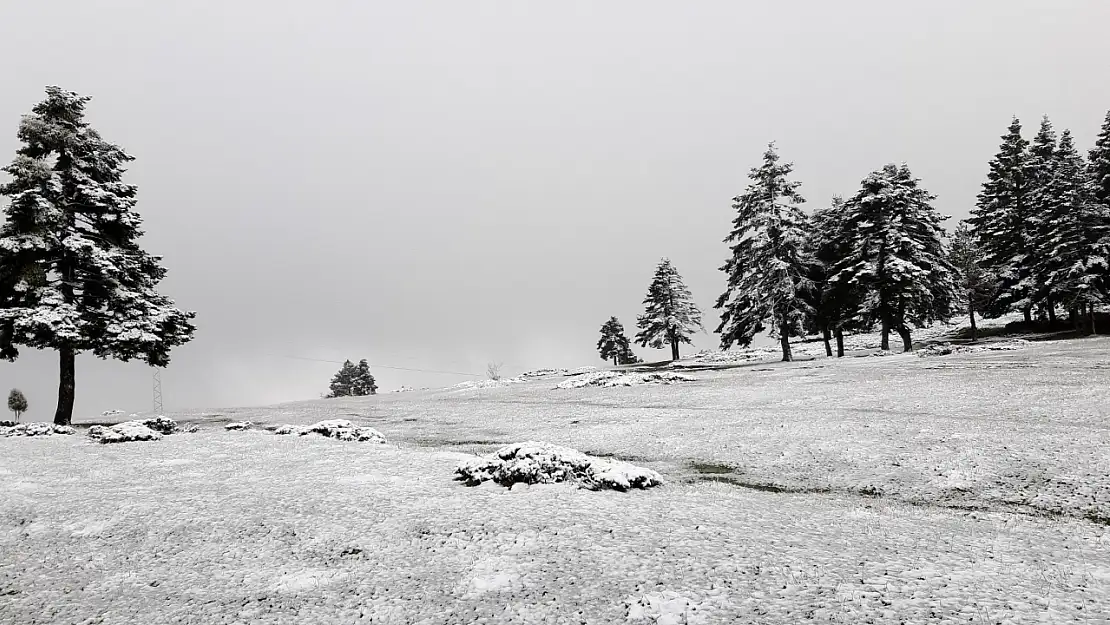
(486, 362), (503, 381)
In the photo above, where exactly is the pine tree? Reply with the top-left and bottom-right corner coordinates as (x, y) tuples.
(1089, 110), (1110, 208)
(809, 195), (863, 357)
(948, 222), (996, 341)
(716, 143), (817, 362)
(7, 389), (27, 422)
(1026, 116), (1061, 321)
(828, 163), (959, 351)
(328, 360), (358, 397)
(968, 118), (1034, 321)
(635, 258), (703, 361)
(0, 87), (197, 425)
(597, 316), (638, 365)
(1036, 131), (1110, 333)
(351, 359), (378, 396)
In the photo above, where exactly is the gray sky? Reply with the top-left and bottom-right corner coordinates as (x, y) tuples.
(2, 1), (1109, 419)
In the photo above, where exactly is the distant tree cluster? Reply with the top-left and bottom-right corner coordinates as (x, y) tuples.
(327, 359), (377, 397)
(7, 389), (27, 422)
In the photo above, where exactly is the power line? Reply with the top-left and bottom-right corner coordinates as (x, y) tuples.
(261, 353), (485, 377)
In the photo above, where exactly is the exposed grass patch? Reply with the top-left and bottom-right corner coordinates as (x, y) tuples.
(689, 461), (736, 475)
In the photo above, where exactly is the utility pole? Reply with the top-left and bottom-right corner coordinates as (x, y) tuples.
(152, 369), (163, 415)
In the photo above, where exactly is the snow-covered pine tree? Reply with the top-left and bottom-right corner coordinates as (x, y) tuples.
(1026, 115), (1061, 321)
(351, 359), (378, 396)
(328, 360), (358, 397)
(949, 222), (996, 341)
(967, 117), (1034, 322)
(1090, 110), (1110, 209)
(0, 87), (197, 425)
(828, 163), (959, 352)
(635, 258), (703, 361)
(808, 195), (865, 357)
(597, 316), (638, 365)
(715, 143), (816, 362)
(7, 388), (27, 422)
(1035, 130), (1109, 333)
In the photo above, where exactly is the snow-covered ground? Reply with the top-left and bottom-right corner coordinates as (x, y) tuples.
(3, 327), (1110, 623)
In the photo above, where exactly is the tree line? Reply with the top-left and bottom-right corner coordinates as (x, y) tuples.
(600, 110), (1110, 363)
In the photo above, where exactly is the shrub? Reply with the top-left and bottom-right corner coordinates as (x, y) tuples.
(456, 442), (663, 491)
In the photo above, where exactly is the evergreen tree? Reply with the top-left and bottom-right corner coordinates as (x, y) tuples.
(7, 389), (27, 422)
(716, 143), (816, 362)
(809, 195), (866, 357)
(0, 87), (196, 425)
(597, 316), (638, 365)
(1026, 116), (1061, 320)
(635, 258), (703, 361)
(828, 163), (958, 351)
(328, 359), (358, 397)
(1089, 110), (1110, 209)
(351, 359), (378, 396)
(948, 222), (996, 341)
(1036, 131), (1110, 333)
(968, 118), (1034, 321)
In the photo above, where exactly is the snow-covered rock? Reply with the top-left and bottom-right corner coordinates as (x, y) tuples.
(555, 371), (695, 389)
(225, 421), (254, 431)
(917, 339), (1031, 358)
(100, 409), (126, 418)
(456, 442), (663, 491)
(2, 423), (76, 437)
(301, 419), (386, 443)
(564, 366), (598, 376)
(390, 386), (416, 393)
(88, 422), (163, 444)
(139, 416), (179, 435)
(273, 424), (307, 436)
(520, 367), (570, 378)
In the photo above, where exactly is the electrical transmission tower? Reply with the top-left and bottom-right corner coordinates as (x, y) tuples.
(152, 369), (163, 415)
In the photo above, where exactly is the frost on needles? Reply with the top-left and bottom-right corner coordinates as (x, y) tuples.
(0, 87), (196, 425)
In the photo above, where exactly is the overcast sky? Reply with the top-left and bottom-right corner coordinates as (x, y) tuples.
(2, 1), (1109, 420)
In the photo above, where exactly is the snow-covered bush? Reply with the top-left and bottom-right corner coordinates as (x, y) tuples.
(2, 423), (76, 437)
(456, 442), (663, 491)
(301, 419), (385, 443)
(87, 422), (163, 444)
(450, 377), (526, 391)
(225, 421), (254, 431)
(273, 424), (307, 436)
(555, 371), (695, 389)
(139, 416), (179, 435)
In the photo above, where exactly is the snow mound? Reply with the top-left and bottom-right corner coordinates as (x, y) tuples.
(917, 339), (1031, 357)
(100, 409), (126, 417)
(556, 371), (695, 389)
(390, 386), (416, 393)
(138, 416), (179, 435)
(450, 377), (526, 391)
(565, 366), (598, 376)
(301, 419), (386, 443)
(456, 442), (663, 491)
(520, 367), (570, 378)
(88, 422), (163, 444)
(272, 424), (307, 436)
(225, 421), (254, 431)
(2, 423), (76, 437)
(685, 348), (777, 365)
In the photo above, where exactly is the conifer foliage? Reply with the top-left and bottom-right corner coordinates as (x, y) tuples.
(596, 316), (638, 365)
(948, 222), (996, 341)
(635, 258), (703, 361)
(0, 87), (196, 425)
(716, 143), (816, 362)
(1090, 110), (1110, 209)
(328, 359), (377, 397)
(968, 118), (1034, 320)
(827, 163), (958, 351)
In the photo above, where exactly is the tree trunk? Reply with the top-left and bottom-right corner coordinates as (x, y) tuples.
(835, 329), (845, 358)
(896, 325), (913, 352)
(613, 354), (618, 367)
(822, 326), (832, 357)
(54, 347), (76, 426)
(670, 335), (679, 361)
(1089, 303), (1097, 335)
(1047, 298), (1057, 325)
(969, 308), (978, 342)
(779, 318), (793, 362)
(1070, 308), (1079, 330)
(1023, 306), (1032, 324)
(880, 319), (891, 351)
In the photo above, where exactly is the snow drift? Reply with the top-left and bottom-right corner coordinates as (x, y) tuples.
(555, 371), (695, 389)
(455, 442), (663, 491)
(1, 423), (76, 437)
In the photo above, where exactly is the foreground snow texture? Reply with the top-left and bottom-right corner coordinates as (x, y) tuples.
(4, 333), (1110, 623)
(555, 371), (695, 389)
(456, 442), (663, 491)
